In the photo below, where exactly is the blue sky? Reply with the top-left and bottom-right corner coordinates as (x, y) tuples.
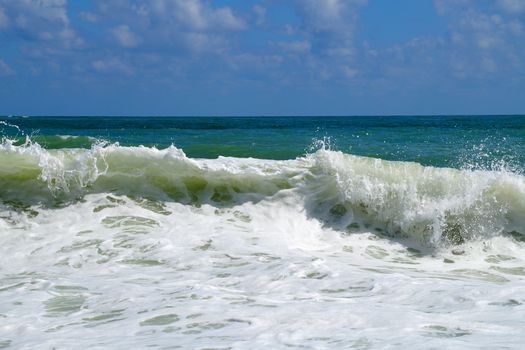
(0, 0), (524, 116)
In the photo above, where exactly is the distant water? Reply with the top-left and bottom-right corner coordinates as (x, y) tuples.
(3, 115), (525, 167)
(1, 116), (525, 349)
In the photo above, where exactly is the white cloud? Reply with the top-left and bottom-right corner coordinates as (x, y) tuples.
(434, 0), (472, 15)
(0, 6), (8, 28)
(297, 0), (357, 33)
(212, 7), (246, 30)
(92, 58), (133, 75)
(434, 1), (519, 50)
(497, 0), (525, 14)
(476, 34), (501, 50)
(0, 0), (81, 47)
(149, 0), (246, 31)
(92, 0), (246, 54)
(111, 25), (141, 48)
(277, 40), (311, 54)
(0, 58), (14, 76)
(342, 66), (359, 79)
(430, 0), (525, 77)
(294, 0), (367, 58)
(208, 0), (369, 85)
(79, 11), (98, 23)
(253, 4), (266, 26)
(6, 0), (69, 28)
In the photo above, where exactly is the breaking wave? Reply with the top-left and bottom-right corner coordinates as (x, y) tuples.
(1, 139), (524, 246)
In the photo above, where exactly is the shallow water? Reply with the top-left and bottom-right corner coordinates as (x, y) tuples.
(1, 116), (525, 349)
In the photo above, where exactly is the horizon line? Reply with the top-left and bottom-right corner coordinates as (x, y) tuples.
(2, 114), (525, 118)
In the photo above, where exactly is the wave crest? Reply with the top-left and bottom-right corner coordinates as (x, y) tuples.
(311, 150), (525, 244)
(1, 141), (524, 245)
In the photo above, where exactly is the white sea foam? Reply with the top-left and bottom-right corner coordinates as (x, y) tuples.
(1, 143), (525, 348)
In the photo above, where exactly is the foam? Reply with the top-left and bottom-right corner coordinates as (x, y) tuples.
(1, 141), (524, 245)
(1, 141), (525, 348)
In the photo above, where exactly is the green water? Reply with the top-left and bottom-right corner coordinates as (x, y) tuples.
(2, 115), (524, 169)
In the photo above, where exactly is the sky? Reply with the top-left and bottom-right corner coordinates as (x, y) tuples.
(0, 0), (524, 116)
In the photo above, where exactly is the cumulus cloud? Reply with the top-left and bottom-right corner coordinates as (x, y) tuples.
(92, 57), (133, 75)
(79, 11), (98, 23)
(0, 6), (8, 28)
(295, 0), (367, 57)
(342, 66), (359, 79)
(445, 4), (521, 45)
(434, 0), (472, 15)
(263, 0), (368, 82)
(497, 0), (525, 14)
(429, 0), (525, 77)
(111, 25), (142, 48)
(1, 0), (525, 114)
(94, 0), (246, 54)
(298, 0), (366, 30)
(0, 58), (14, 76)
(149, 0), (246, 31)
(95, 0), (246, 32)
(253, 4), (266, 26)
(0, 0), (81, 47)
(275, 40), (311, 54)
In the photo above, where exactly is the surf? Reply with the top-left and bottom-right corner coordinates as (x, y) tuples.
(1, 139), (524, 247)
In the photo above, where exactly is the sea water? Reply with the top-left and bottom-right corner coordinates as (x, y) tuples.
(1, 116), (525, 349)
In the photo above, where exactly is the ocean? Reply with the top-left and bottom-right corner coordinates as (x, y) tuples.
(1, 115), (525, 349)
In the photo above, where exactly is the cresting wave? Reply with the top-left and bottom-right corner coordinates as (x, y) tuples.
(1, 139), (525, 246)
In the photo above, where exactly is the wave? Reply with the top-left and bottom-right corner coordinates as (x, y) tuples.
(312, 150), (525, 244)
(1, 140), (524, 246)
(0, 140), (296, 203)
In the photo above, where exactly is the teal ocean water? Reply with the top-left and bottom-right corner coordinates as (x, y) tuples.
(1, 116), (525, 349)
(3, 115), (525, 167)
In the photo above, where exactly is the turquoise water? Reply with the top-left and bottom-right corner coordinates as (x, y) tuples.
(2, 115), (524, 169)
(1, 116), (525, 349)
